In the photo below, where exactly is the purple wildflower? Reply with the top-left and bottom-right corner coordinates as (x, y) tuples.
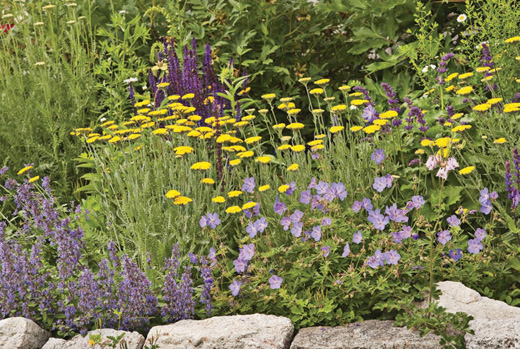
(341, 243), (350, 258)
(241, 177), (255, 193)
(230, 279), (242, 296)
(371, 149), (385, 165)
(268, 275), (283, 289)
(353, 231), (363, 244)
(437, 230), (452, 245)
(321, 246), (331, 257)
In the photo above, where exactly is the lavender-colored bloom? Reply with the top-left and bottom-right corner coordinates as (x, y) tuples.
(291, 222), (303, 238)
(239, 244), (255, 261)
(426, 155), (438, 170)
(0, 166), (7, 175)
(268, 274), (283, 289)
(351, 200), (363, 213)
(308, 177), (317, 189)
(437, 230), (452, 245)
(315, 181), (330, 195)
(280, 217), (292, 231)
(199, 216), (208, 228)
(475, 228), (486, 241)
(341, 243), (350, 257)
(362, 198), (373, 211)
(447, 215), (461, 227)
(299, 190), (312, 205)
(446, 157), (459, 171)
(353, 230), (363, 244)
(311, 225), (322, 242)
(286, 181), (297, 196)
(407, 196), (425, 210)
(371, 149), (385, 165)
(385, 203), (408, 223)
(321, 217), (332, 226)
(367, 249), (385, 269)
(254, 217), (268, 233)
(436, 167), (449, 180)
(233, 259), (248, 273)
(367, 209), (389, 231)
(449, 249), (463, 261)
(273, 195), (287, 216)
(322, 246), (331, 257)
(361, 104), (378, 123)
(480, 203), (492, 215)
(290, 210), (304, 223)
(230, 279), (242, 296)
(330, 182), (347, 201)
(241, 177), (255, 193)
(188, 253), (198, 264)
(400, 225), (412, 240)
(468, 238), (483, 254)
(373, 177), (388, 193)
(246, 220), (259, 237)
(384, 250), (401, 265)
(391, 231), (404, 244)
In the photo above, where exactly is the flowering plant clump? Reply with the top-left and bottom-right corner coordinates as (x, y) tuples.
(0, 167), (216, 336)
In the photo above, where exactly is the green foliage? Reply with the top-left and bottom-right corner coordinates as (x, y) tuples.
(0, 1), (113, 203)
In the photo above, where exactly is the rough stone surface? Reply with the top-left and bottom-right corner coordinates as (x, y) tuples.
(146, 314), (294, 349)
(42, 329), (145, 349)
(432, 281), (520, 348)
(289, 320), (442, 349)
(0, 317), (50, 349)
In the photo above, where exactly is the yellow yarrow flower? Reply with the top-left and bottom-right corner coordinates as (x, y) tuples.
(459, 166), (475, 175)
(152, 128), (168, 135)
(421, 139), (434, 147)
(473, 103), (491, 112)
(28, 176), (40, 183)
(456, 86), (473, 95)
(451, 113), (464, 120)
(315, 134), (326, 139)
(278, 185), (290, 193)
(307, 140), (323, 146)
(261, 93), (276, 102)
(458, 72), (474, 79)
(494, 138), (507, 144)
(287, 123), (304, 130)
(273, 123), (286, 130)
(445, 73), (459, 82)
(278, 144), (292, 151)
(228, 190), (242, 198)
(415, 149), (425, 155)
(165, 190), (181, 199)
(476, 67), (490, 73)
(191, 162), (212, 170)
(182, 93), (195, 100)
(229, 159), (241, 166)
(445, 85), (456, 92)
(259, 184), (270, 192)
(315, 78), (330, 86)
(174, 196), (192, 205)
(331, 105), (347, 113)
(351, 99), (369, 106)
(237, 151), (254, 158)
(339, 85), (351, 92)
(487, 98), (503, 105)
(212, 196), (226, 203)
(287, 109), (301, 116)
(291, 145), (305, 152)
(226, 206), (242, 214)
(363, 125), (380, 134)
(379, 110), (398, 119)
(451, 125), (472, 133)
(245, 136), (262, 144)
(350, 126), (363, 132)
(287, 163), (299, 171)
(201, 178), (215, 184)
(242, 202), (257, 210)
(329, 126), (345, 133)
(505, 36), (520, 43)
(255, 156), (271, 164)
(373, 119), (388, 126)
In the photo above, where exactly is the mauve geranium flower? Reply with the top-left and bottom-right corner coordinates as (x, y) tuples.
(269, 275), (283, 289)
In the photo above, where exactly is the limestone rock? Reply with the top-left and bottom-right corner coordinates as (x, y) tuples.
(146, 314), (294, 348)
(290, 320), (442, 349)
(433, 281), (520, 348)
(42, 329), (144, 349)
(0, 317), (50, 349)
